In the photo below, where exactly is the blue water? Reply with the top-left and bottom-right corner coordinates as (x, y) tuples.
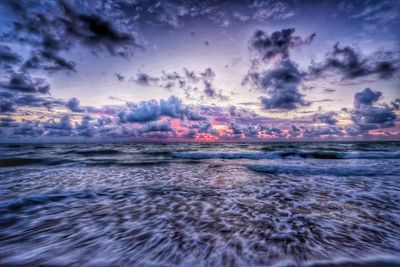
(0, 142), (399, 266)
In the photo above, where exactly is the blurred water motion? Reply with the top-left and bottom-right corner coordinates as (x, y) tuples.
(0, 142), (399, 266)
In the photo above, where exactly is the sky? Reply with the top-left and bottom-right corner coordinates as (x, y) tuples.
(0, 0), (399, 142)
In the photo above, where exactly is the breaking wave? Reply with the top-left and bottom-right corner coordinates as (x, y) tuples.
(247, 163), (400, 176)
(62, 148), (121, 156)
(0, 157), (72, 167)
(171, 150), (400, 160)
(301, 257), (400, 267)
(0, 142), (399, 266)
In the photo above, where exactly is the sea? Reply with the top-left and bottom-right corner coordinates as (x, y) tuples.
(0, 142), (399, 267)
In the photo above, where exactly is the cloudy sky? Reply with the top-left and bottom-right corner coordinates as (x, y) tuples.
(0, 0), (399, 142)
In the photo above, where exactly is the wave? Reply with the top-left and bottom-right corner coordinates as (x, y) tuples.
(301, 256), (400, 267)
(63, 149), (121, 156)
(0, 157), (168, 168)
(247, 164), (399, 176)
(171, 151), (400, 160)
(292, 151), (400, 159)
(5, 144), (24, 148)
(0, 157), (71, 167)
(85, 159), (171, 167)
(0, 190), (98, 212)
(339, 151), (400, 159)
(141, 151), (172, 156)
(86, 159), (201, 167)
(0, 157), (201, 168)
(171, 152), (280, 159)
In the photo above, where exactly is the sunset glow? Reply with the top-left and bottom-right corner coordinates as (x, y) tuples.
(0, 0), (399, 142)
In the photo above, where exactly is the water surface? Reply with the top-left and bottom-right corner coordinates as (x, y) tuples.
(0, 142), (399, 266)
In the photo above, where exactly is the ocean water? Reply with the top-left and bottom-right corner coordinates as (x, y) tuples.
(0, 142), (399, 267)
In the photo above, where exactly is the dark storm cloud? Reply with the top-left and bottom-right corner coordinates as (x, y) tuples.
(1, 1), (398, 142)
(133, 73), (159, 86)
(288, 125), (301, 137)
(185, 120), (219, 139)
(228, 121), (244, 135)
(43, 115), (112, 138)
(115, 73), (125, 82)
(0, 45), (22, 69)
(353, 88), (381, 108)
(200, 68), (216, 80)
(349, 88), (397, 133)
(259, 125), (284, 138)
(118, 100), (159, 122)
(96, 117), (113, 127)
(203, 81), (229, 101)
(222, 121), (288, 140)
(0, 0), (137, 78)
(0, 117), (16, 127)
(134, 68), (229, 101)
(66, 97), (85, 113)
(4, 91), (394, 140)
(249, 28), (315, 62)
(246, 60), (309, 110)
(157, 68), (229, 101)
(323, 88), (336, 93)
(311, 99), (335, 104)
(69, 116), (114, 139)
(44, 115), (73, 130)
(228, 105), (257, 118)
(351, 105), (396, 131)
(118, 96), (204, 123)
(1, 72), (50, 94)
(58, 1), (135, 56)
(0, 87), (68, 114)
(185, 110), (207, 121)
(0, 101), (16, 113)
(140, 120), (174, 133)
(162, 70), (190, 84)
(196, 105), (224, 117)
(13, 120), (44, 137)
(159, 96), (186, 119)
(392, 99), (400, 110)
(309, 43), (398, 81)
(9, 114), (115, 139)
(302, 126), (344, 138)
(225, 122), (259, 139)
(313, 112), (338, 125)
(14, 94), (51, 108)
(243, 125), (261, 138)
(245, 27), (315, 111)
(22, 50), (76, 73)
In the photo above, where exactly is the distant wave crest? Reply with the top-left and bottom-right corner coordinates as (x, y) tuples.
(0, 158), (70, 167)
(62, 149), (121, 156)
(171, 150), (400, 160)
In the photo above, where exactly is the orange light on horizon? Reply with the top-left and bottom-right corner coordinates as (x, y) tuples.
(214, 124), (228, 136)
